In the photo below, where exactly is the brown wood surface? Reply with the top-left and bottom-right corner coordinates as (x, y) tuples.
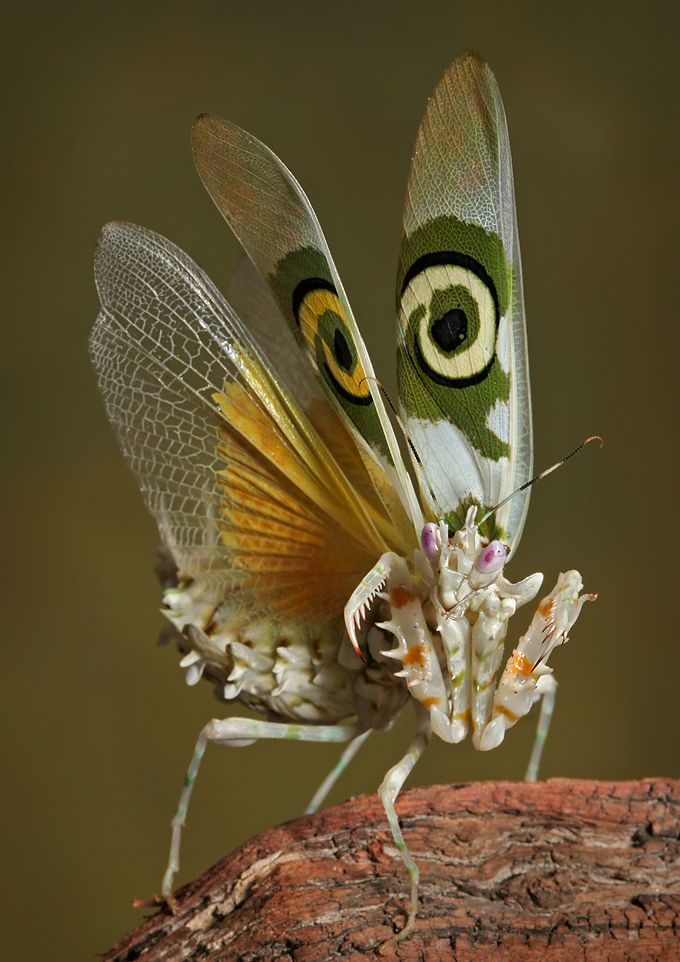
(104, 778), (679, 961)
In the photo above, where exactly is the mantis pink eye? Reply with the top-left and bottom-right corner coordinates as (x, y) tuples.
(475, 540), (507, 574)
(420, 522), (440, 559)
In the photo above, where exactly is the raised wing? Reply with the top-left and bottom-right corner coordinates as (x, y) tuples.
(90, 222), (406, 622)
(224, 256), (413, 548)
(397, 52), (532, 551)
(191, 115), (423, 535)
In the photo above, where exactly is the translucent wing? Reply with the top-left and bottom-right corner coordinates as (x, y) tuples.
(90, 222), (403, 621)
(224, 256), (414, 552)
(192, 115), (423, 535)
(225, 255), (322, 414)
(397, 52), (532, 550)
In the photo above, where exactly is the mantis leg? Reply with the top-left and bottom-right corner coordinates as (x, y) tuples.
(163, 716), (360, 897)
(525, 674), (558, 782)
(305, 729), (372, 815)
(377, 709), (432, 952)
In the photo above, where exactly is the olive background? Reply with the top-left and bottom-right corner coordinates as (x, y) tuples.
(3, 1), (678, 958)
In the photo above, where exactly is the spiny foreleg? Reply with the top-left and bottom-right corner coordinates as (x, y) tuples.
(476, 570), (595, 753)
(346, 553), (451, 737)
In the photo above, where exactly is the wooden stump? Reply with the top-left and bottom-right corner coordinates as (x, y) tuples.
(104, 778), (679, 961)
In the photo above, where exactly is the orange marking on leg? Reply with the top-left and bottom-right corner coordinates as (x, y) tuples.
(389, 584), (419, 609)
(538, 597), (555, 619)
(422, 696), (440, 708)
(496, 705), (519, 723)
(511, 650), (534, 676)
(404, 644), (427, 668)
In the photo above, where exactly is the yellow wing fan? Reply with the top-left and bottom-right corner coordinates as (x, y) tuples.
(216, 427), (378, 621)
(213, 360), (385, 551)
(214, 377), (387, 620)
(91, 221), (408, 624)
(223, 256), (414, 554)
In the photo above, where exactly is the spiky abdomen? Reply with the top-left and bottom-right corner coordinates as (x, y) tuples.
(162, 578), (405, 727)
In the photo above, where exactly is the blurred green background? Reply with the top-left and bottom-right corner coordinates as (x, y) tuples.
(3, 1), (678, 958)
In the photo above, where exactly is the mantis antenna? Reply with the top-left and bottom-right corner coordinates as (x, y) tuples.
(479, 435), (605, 529)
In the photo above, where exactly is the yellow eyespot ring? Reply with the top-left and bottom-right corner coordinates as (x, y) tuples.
(295, 281), (371, 404)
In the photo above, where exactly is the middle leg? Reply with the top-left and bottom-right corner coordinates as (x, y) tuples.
(305, 729), (372, 814)
(525, 673), (558, 782)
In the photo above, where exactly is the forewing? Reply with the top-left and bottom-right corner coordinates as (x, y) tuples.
(192, 115), (422, 534)
(90, 222), (392, 620)
(397, 52), (532, 549)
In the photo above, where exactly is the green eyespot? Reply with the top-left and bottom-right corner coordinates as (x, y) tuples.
(400, 251), (499, 388)
(293, 278), (371, 405)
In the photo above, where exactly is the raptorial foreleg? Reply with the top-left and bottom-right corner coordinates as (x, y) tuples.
(475, 570), (595, 752)
(346, 552), (450, 737)
(344, 551), (403, 655)
(163, 717), (360, 897)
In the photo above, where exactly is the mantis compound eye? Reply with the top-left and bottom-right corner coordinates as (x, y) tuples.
(420, 522), (441, 559)
(475, 539), (507, 574)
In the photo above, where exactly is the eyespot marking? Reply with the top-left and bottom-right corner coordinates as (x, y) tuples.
(292, 278), (372, 406)
(400, 250), (499, 388)
(333, 327), (353, 371)
(431, 309), (468, 351)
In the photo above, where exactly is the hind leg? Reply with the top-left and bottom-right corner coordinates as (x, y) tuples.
(163, 717), (360, 896)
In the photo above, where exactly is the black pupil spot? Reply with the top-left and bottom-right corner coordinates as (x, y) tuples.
(431, 309), (468, 352)
(333, 327), (353, 371)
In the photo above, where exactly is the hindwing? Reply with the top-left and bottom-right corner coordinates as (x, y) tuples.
(90, 223), (409, 624)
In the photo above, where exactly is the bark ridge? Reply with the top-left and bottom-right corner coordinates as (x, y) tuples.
(104, 778), (679, 961)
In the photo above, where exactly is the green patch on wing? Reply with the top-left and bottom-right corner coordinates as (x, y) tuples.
(399, 344), (510, 460)
(269, 247), (332, 325)
(397, 215), (511, 308)
(398, 214), (512, 461)
(445, 496), (506, 544)
(270, 246), (389, 458)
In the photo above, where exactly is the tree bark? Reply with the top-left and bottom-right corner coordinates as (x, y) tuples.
(104, 778), (679, 961)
